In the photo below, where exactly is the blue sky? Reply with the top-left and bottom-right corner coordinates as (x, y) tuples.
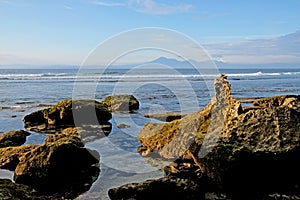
(1, 0), (300, 65)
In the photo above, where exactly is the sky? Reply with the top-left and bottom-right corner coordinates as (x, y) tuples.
(1, 0), (300, 66)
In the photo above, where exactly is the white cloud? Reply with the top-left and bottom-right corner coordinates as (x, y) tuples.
(92, 0), (125, 7)
(92, 0), (194, 15)
(204, 31), (300, 64)
(128, 0), (194, 15)
(63, 5), (73, 10)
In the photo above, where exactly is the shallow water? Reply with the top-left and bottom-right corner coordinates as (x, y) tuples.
(0, 67), (299, 199)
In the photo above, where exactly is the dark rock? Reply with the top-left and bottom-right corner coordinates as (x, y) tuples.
(142, 113), (185, 122)
(108, 176), (205, 200)
(101, 94), (139, 112)
(0, 130), (31, 148)
(0, 179), (51, 200)
(23, 99), (112, 133)
(14, 131), (100, 197)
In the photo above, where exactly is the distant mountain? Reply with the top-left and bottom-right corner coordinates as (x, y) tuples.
(145, 56), (300, 69)
(147, 57), (196, 68)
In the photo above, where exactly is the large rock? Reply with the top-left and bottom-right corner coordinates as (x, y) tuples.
(101, 94), (139, 112)
(134, 74), (300, 198)
(23, 99), (112, 133)
(0, 130), (31, 148)
(200, 93), (300, 195)
(13, 130), (100, 197)
(0, 128), (100, 198)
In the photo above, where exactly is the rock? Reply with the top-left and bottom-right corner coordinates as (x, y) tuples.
(61, 124), (112, 143)
(142, 113), (185, 122)
(253, 95), (300, 108)
(0, 128), (100, 198)
(101, 94), (139, 112)
(13, 131), (100, 197)
(137, 102), (211, 158)
(0, 145), (37, 171)
(199, 79), (300, 195)
(0, 130), (31, 148)
(0, 179), (50, 200)
(134, 74), (300, 198)
(108, 176), (205, 200)
(116, 123), (131, 129)
(23, 99), (112, 133)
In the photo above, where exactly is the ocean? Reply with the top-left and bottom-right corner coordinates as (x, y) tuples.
(0, 66), (299, 199)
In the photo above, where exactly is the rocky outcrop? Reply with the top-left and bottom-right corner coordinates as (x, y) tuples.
(200, 93), (300, 195)
(112, 74), (300, 199)
(0, 128), (100, 199)
(23, 99), (112, 133)
(0, 130), (31, 148)
(101, 94), (139, 112)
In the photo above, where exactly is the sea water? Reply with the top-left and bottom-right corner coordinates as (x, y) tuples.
(0, 66), (299, 199)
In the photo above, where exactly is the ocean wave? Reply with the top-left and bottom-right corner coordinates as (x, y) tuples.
(0, 71), (299, 80)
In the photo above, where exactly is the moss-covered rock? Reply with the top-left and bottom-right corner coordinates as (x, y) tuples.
(0, 179), (51, 200)
(0, 145), (37, 171)
(14, 132), (100, 197)
(101, 94), (139, 112)
(0, 128), (100, 199)
(0, 130), (31, 148)
(137, 102), (211, 158)
(134, 74), (300, 198)
(23, 99), (112, 133)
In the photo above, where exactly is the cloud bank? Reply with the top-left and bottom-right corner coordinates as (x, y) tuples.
(204, 30), (300, 64)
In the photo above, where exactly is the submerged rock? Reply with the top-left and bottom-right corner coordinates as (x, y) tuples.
(23, 99), (112, 133)
(101, 94), (139, 112)
(142, 113), (185, 122)
(0, 130), (31, 148)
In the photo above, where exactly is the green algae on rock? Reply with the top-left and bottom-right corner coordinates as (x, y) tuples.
(101, 94), (139, 112)
(0, 128), (100, 199)
(0, 130), (31, 148)
(23, 99), (112, 133)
